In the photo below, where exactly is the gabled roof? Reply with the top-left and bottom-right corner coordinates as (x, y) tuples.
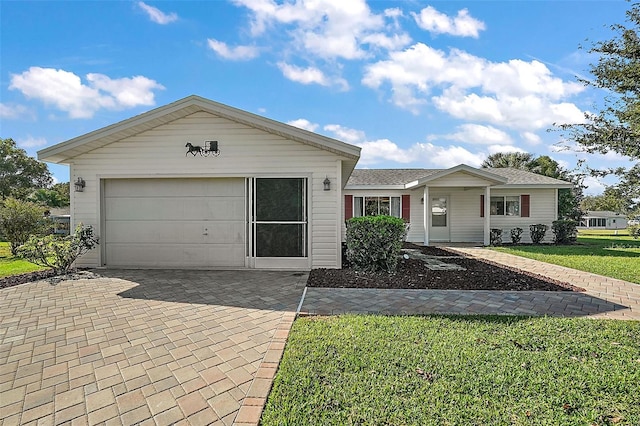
(38, 95), (361, 165)
(583, 210), (626, 218)
(346, 165), (573, 189)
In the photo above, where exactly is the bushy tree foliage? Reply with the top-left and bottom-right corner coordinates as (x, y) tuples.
(0, 198), (49, 255)
(558, 4), (640, 208)
(0, 138), (52, 200)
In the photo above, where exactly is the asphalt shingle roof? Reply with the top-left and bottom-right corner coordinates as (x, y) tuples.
(346, 167), (571, 187)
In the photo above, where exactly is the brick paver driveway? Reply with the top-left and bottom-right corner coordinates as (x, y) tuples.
(0, 270), (306, 425)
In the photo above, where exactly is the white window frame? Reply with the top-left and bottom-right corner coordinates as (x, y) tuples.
(490, 195), (521, 216)
(353, 196), (402, 218)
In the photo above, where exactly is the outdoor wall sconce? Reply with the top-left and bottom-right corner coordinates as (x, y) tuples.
(323, 176), (331, 191)
(74, 177), (86, 192)
(420, 197), (424, 205)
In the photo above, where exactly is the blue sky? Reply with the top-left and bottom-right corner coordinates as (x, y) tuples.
(1, 0), (634, 194)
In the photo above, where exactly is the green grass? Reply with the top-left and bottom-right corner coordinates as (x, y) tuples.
(493, 234), (640, 284)
(262, 315), (640, 426)
(0, 242), (47, 278)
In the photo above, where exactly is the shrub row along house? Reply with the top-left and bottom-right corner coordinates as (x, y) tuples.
(38, 95), (573, 270)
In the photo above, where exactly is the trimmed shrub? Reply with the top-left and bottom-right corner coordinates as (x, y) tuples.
(529, 224), (548, 244)
(629, 224), (640, 239)
(510, 227), (523, 244)
(18, 224), (99, 274)
(552, 220), (577, 244)
(346, 215), (406, 273)
(490, 228), (503, 246)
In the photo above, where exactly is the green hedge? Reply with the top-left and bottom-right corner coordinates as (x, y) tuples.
(552, 220), (577, 244)
(346, 215), (406, 273)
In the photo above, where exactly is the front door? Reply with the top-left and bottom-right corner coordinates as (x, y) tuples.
(249, 177), (309, 269)
(429, 196), (450, 242)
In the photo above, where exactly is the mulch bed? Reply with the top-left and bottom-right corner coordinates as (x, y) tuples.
(308, 244), (585, 292)
(0, 269), (99, 289)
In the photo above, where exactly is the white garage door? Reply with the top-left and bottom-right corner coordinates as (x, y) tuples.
(103, 178), (245, 268)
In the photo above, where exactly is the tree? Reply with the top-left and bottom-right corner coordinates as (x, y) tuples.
(0, 198), (50, 255)
(482, 152), (583, 220)
(580, 186), (634, 213)
(0, 138), (52, 200)
(51, 182), (70, 206)
(558, 3), (640, 204)
(481, 152), (536, 169)
(27, 189), (69, 208)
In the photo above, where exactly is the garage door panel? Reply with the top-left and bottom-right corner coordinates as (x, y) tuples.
(106, 244), (245, 267)
(105, 221), (244, 244)
(105, 178), (244, 197)
(104, 178), (245, 268)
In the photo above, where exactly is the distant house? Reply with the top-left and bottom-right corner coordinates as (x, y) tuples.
(47, 207), (71, 235)
(579, 211), (628, 230)
(38, 95), (573, 270)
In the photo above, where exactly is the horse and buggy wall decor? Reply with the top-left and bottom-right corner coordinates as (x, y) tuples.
(185, 140), (220, 157)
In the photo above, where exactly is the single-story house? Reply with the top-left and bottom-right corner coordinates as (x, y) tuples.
(38, 95), (573, 270)
(579, 211), (628, 230)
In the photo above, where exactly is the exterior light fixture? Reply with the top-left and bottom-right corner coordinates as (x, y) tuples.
(420, 197), (424, 205)
(323, 176), (331, 191)
(74, 177), (86, 192)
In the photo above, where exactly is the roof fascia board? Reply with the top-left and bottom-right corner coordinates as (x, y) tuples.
(492, 183), (574, 189)
(405, 165), (507, 188)
(344, 185), (407, 190)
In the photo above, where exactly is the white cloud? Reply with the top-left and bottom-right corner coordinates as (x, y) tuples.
(440, 124), (512, 145)
(138, 2), (178, 24)
(362, 42), (585, 129)
(521, 131), (542, 145)
(0, 103), (31, 119)
(17, 136), (48, 148)
(277, 62), (348, 90)
(9, 67), (164, 119)
(412, 6), (485, 38)
(207, 39), (259, 61)
(233, 0), (408, 60)
(324, 124), (366, 144)
(322, 123), (485, 167)
(287, 118), (319, 132)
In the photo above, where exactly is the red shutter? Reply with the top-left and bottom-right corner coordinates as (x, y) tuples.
(345, 195), (353, 221)
(521, 195), (530, 217)
(401, 195), (411, 222)
(480, 195), (485, 217)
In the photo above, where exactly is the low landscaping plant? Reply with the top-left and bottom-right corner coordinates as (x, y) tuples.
(18, 224), (99, 274)
(346, 215), (406, 273)
(629, 224), (640, 239)
(490, 228), (503, 246)
(510, 227), (523, 244)
(529, 224), (548, 244)
(552, 219), (577, 244)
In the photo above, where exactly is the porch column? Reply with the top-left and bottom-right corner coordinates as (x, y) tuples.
(484, 186), (491, 245)
(423, 186), (429, 246)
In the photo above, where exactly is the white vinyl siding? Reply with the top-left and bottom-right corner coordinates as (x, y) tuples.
(71, 111), (347, 269)
(404, 188), (558, 244)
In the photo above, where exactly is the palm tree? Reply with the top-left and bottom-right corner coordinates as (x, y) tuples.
(481, 152), (536, 169)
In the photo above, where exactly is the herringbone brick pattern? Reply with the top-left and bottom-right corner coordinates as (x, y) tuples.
(0, 270), (305, 425)
(300, 247), (640, 320)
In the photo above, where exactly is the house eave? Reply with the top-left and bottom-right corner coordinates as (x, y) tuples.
(344, 184), (407, 191)
(38, 95), (361, 164)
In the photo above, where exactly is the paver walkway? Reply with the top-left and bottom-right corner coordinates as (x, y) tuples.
(300, 247), (640, 320)
(0, 270), (306, 425)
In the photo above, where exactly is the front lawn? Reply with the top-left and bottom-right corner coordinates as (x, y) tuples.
(0, 242), (47, 278)
(262, 315), (640, 425)
(493, 233), (640, 284)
